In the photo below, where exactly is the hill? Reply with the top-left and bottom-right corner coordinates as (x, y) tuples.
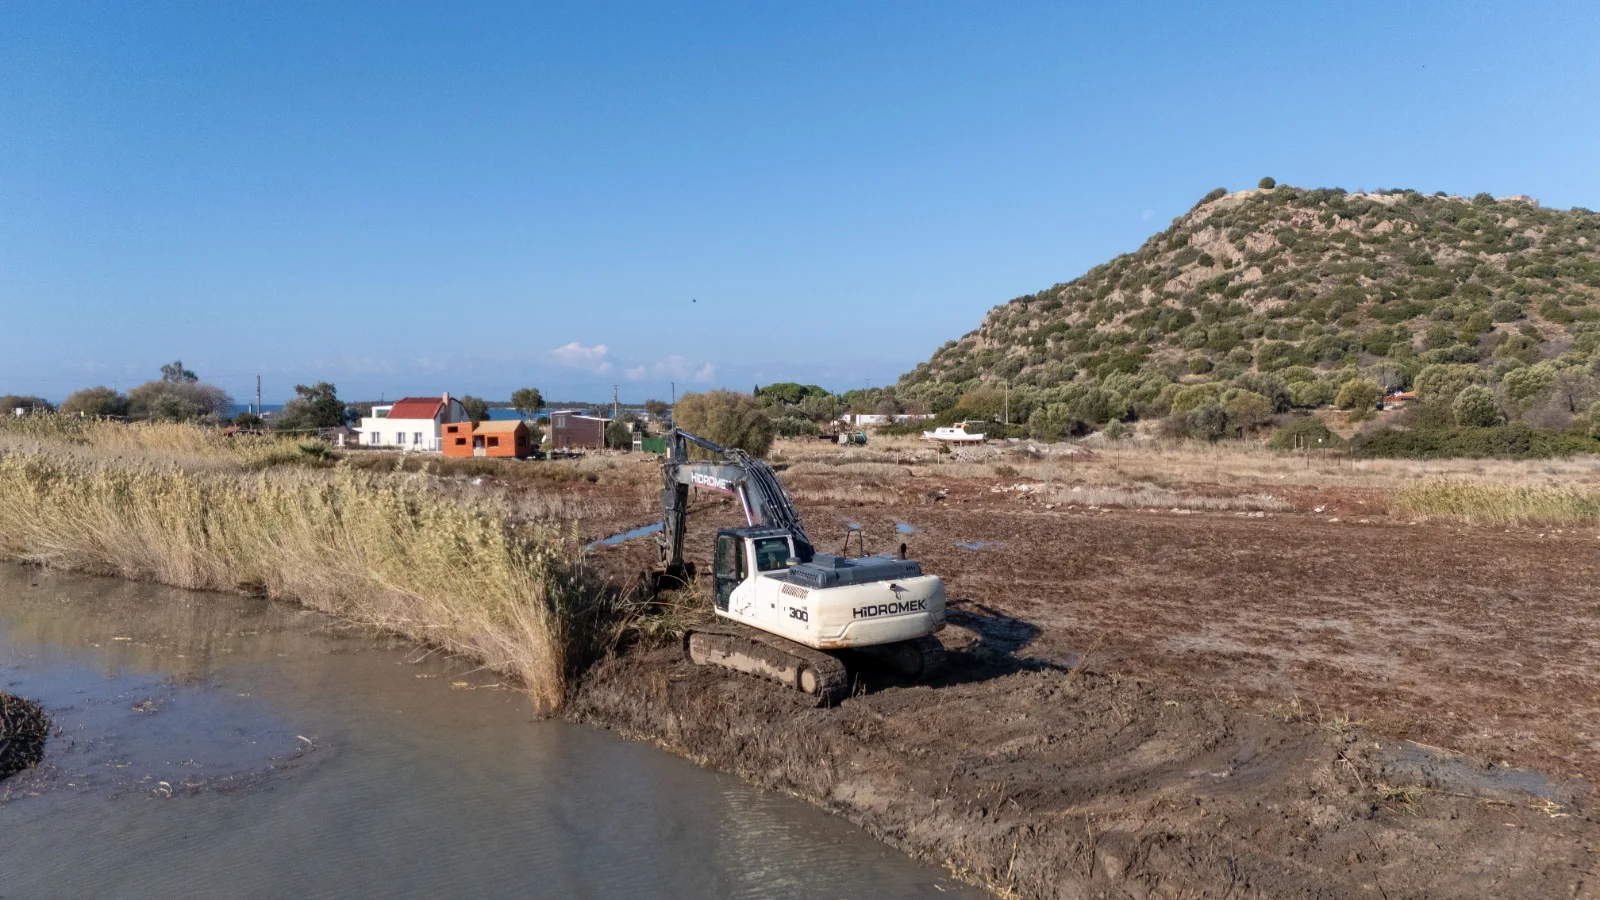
(893, 183), (1600, 451)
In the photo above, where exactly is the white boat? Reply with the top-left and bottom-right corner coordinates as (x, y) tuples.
(922, 422), (987, 443)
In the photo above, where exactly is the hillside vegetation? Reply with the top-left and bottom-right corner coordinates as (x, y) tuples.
(895, 183), (1600, 454)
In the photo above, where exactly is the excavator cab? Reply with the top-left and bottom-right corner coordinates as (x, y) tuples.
(713, 528), (798, 611)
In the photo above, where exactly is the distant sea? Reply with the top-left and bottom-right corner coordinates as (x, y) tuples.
(229, 404), (284, 417)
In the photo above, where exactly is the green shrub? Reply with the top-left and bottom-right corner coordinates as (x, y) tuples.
(1334, 378), (1382, 418)
(1289, 379), (1336, 408)
(1351, 424), (1600, 459)
(1452, 385), (1499, 426)
(1258, 176), (1276, 190)
(1184, 401), (1229, 441)
(1224, 390), (1274, 435)
(1491, 299), (1524, 322)
(1414, 364), (1479, 405)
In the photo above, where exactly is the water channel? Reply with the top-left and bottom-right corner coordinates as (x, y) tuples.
(0, 566), (977, 899)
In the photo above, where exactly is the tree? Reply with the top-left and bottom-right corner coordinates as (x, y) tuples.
(1334, 377), (1382, 420)
(1414, 364), (1479, 406)
(0, 394), (53, 414)
(1027, 403), (1074, 442)
(276, 382), (347, 432)
(754, 382), (828, 407)
(1452, 385), (1500, 427)
(1223, 390), (1274, 435)
(160, 360), (198, 384)
(1289, 379), (1335, 408)
(126, 363), (231, 422)
(1258, 176), (1277, 190)
(1501, 362), (1558, 411)
(605, 419), (634, 450)
(1185, 401), (1229, 441)
(673, 390), (775, 457)
(643, 398), (670, 418)
(61, 386), (129, 418)
(460, 395), (490, 424)
(511, 387), (545, 420)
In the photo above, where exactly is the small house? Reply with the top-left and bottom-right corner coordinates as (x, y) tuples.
(442, 420), (533, 459)
(355, 393), (470, 451)
(548, 410), (610, 450)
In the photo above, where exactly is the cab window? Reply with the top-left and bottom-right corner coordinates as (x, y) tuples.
(752, 537), (793, 573)
(715, 535), (747, 580)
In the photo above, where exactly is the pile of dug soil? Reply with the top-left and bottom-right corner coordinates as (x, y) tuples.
(0, 692), (49, 780)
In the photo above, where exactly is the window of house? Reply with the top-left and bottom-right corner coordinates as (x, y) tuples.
(395, 433), (405, 445)
(369, 432), (381, 445)
(454, 437), (466, 446)
(553, 415), (566, 427)
(487, 436), (499, 447)
(413, 432), (422, 445)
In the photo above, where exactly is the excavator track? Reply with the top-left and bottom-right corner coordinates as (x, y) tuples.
(684, 621), (850, 705)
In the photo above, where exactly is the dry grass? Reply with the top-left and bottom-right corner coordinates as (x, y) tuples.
(1030, 483), (1290, 512)
(0, 414), (310, 471)
(1394, 479), (1600, 526)
(779, 435), (1600, 492)
(0, 435), (631, 712)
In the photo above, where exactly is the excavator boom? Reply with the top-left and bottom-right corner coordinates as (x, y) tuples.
(659, 429), (814, 570)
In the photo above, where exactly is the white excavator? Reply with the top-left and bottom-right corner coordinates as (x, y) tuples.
(656, 429), (948, 703)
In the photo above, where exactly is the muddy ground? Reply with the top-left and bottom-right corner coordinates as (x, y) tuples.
(558, 444), (1600, 896)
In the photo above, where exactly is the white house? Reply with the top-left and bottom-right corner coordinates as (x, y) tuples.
(356, 393), (470, 452)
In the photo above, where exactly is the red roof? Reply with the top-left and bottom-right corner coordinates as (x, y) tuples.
(386, 397), (444, 420)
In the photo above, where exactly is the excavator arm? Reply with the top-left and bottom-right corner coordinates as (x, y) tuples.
(659, 429), (814, 571)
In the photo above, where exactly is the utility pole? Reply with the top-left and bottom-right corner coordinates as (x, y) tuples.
(612, 384), (619, 421)
(255, 374), (262, 417)
(670, 381), (675, 407)
(1003, 381), (1009, 427)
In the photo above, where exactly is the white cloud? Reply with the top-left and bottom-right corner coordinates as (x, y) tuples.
(1141, 209), (1154, 221)
(650, 355), (715, 383)
(550, 342), (612, 374)
(623, 365), (647, 381)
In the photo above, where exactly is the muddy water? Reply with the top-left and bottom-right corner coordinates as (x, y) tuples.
(0, 567), (976, 899)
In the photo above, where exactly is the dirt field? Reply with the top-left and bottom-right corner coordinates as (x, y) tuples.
(539, 437), (1600, 895)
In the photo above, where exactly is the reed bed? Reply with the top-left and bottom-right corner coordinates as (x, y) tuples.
(0, 415), (308, 472)
(0, 449), (619, 712)
(1393, 479), (1600, 526)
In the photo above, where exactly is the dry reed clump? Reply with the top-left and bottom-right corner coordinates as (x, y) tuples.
(0, 450), (619, 712)
(1393, 479), (1600, 526)
(0, 692), (49, 780)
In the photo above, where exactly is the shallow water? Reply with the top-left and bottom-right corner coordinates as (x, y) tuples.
(587, 520), (664, 549)
(0, 567), (976, 899)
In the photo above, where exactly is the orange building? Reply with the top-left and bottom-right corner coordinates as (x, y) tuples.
(441, 419), (533, 459)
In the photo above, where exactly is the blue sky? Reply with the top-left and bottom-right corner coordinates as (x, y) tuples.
(3, 1), (1597, 404)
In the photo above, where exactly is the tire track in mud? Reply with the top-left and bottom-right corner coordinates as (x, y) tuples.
(570, 637), (1595, 899)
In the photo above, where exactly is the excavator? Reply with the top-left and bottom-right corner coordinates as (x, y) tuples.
(656, 429), (948, 703)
